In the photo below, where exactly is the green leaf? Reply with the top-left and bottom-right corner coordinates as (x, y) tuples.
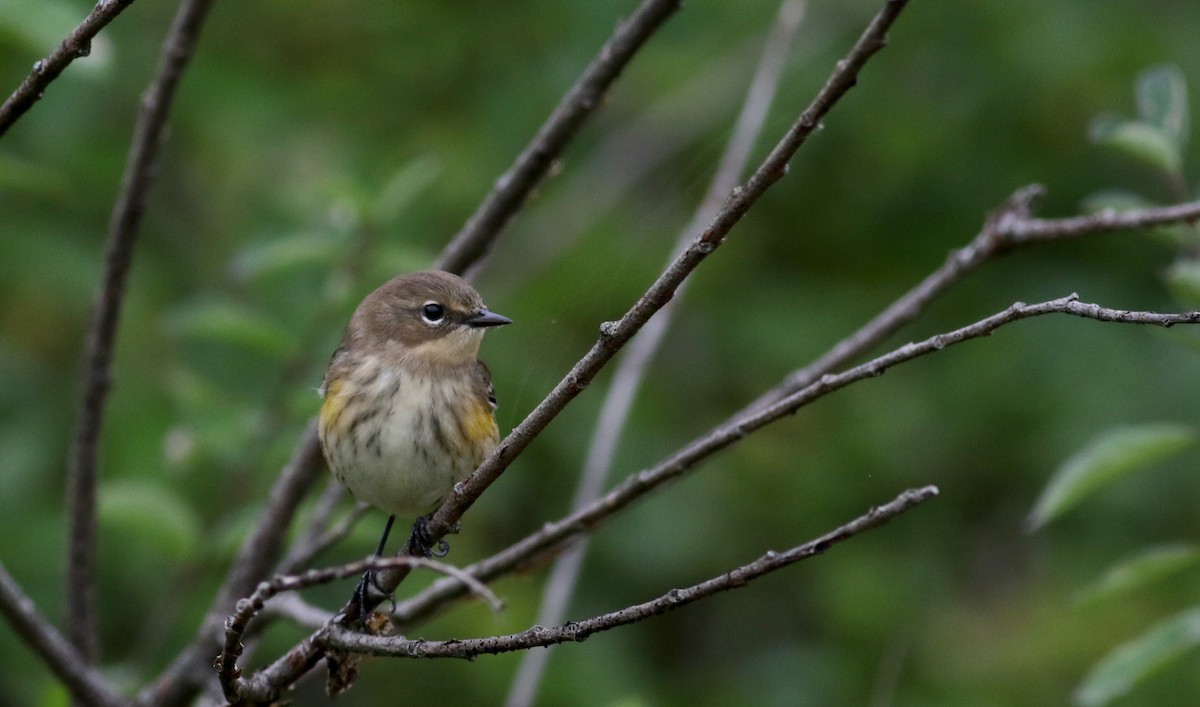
(1075, 544), (1200, 607)
(1074, 608), (1200, 707)
(228, 232), (341, 283)
(166, 300), (293, 357)
(1136, 64), (1189, 153)
(1089, 116), (1183, 176)
(1027, 423), (1195, 530)
(1165, 259), (1200, 310)
(99, 480), (202, 559)
(369, 156), (441, 225)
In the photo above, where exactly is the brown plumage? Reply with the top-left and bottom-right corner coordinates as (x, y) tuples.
(318, 270), (510, 529)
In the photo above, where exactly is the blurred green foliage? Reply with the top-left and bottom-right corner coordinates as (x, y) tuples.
(2, 1), (1200, 705)
(1032, 64), (1200, 706)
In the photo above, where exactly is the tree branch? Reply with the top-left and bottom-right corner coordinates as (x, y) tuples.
(0, 0), (139, 138)
(64, 0), (217, 670)
(392, 0), (912, 595)
(277, 488), (367, 577)
(391, 295), (1200, 625)
(742, 185), (1200, 415)
(433, 0), (683, 275)
(136, 423), (325, 707)
(216, 556), (504, 704)
(141, 2), (687, 703)
(507, 2), (808, 704)
(216, 2), (914, 698)
(326, 485), (939, 659)
(1000, 196), (1200, 244)
(0, 562), (129, 707)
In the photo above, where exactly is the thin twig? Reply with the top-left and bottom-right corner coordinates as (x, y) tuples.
(260, 593), (333, 631)
(216, 556), (504, 703)
(486, 37), (771, 295)
(0, 562), (129, 707)
(392, 295), (1200, 624)
(215, 3), (913, 699)
(326, 486), (939, 659)
(1001, 197), (1200, 244)
(64, 0), (217, 669)
(276, 484), (364, 576)
(140, 3), (688, 704)
(136, 423), (324, 707)
(743, 186), (1200, 414)
(506, 3), (807, 705)
(388, 0), (911, 595)
(434, 0), (684, 275)
(0, 0), (138, 137)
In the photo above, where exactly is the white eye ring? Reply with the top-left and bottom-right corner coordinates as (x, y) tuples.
(421, 301), (446, 325)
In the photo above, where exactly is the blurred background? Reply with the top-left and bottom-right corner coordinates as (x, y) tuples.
(2, 0), (1200, 704)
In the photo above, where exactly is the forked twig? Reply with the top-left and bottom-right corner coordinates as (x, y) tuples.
(325, 486), (938, 659)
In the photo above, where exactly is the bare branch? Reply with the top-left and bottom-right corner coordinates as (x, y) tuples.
(276, 484), (365, 576)
(65, 0), (217, 668)
(744, 186), (1200, 415)
(393, 295), (1200, 624)
(327, 486), (939, 659)
(211, 3), (915, 697)
(401, 0), (912, 590)
(137, 423), (325, 706)
(217, 556), (504, 704)
(507, 2), (808, 704)
(434, 0), (684, 275)
(0, 0), (138, 137)
(0, 562), (128, 707)
(1000, 197), (1200, 244)
(260, 593), (333, 631)
(140, 2), (688, 703)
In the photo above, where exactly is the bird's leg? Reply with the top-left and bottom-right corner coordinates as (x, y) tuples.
(409, 513), (452, 558)
(353, 514), (396, 618)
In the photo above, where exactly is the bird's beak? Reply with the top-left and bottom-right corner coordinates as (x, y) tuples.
(467, 309), (513, 328)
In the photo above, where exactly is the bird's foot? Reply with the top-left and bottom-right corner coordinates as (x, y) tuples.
(409, 514), (452, 558)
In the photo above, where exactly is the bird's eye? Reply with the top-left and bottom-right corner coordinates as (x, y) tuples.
(421, 302), (446, 324)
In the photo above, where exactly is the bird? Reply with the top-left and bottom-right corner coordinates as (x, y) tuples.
(317, 270), (511, 602)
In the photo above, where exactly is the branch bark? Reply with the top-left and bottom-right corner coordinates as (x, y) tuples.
(391, 295), (1200, 625)
(398, 0), (912, 593)
(506, 2), (808, 704)
(136, 424), (324, 707)
(434, 0), (684, 275)
(742, 185), (1200, 416)
(65, 0), (217, 672)
(0, 563), (129, 707)
(325, 486), (939, 659)
(0, 0), (139, 137)
(215, 555), (504, 704)
(218, 2), (914, 700)
(140, 1), (686, 703)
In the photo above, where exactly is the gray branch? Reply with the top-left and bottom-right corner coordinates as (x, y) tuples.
(326, 486), (939, 659)
(391, 296), (1200, 625)
(64, 0), (218, 672)
(506, 2), (808, 704)
(217, 2), (915, 701)
(0, 0), (138, 137)
(0, 562), (129, 707)
(434, 0), (684, 275)
(743, 185), (1200, 416)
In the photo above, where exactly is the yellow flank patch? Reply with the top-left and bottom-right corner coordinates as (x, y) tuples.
(462, 400), (499, 449)
(320, 378), (350, 431)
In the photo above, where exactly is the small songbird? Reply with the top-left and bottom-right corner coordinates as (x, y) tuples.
(318, 270), (511, 569)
